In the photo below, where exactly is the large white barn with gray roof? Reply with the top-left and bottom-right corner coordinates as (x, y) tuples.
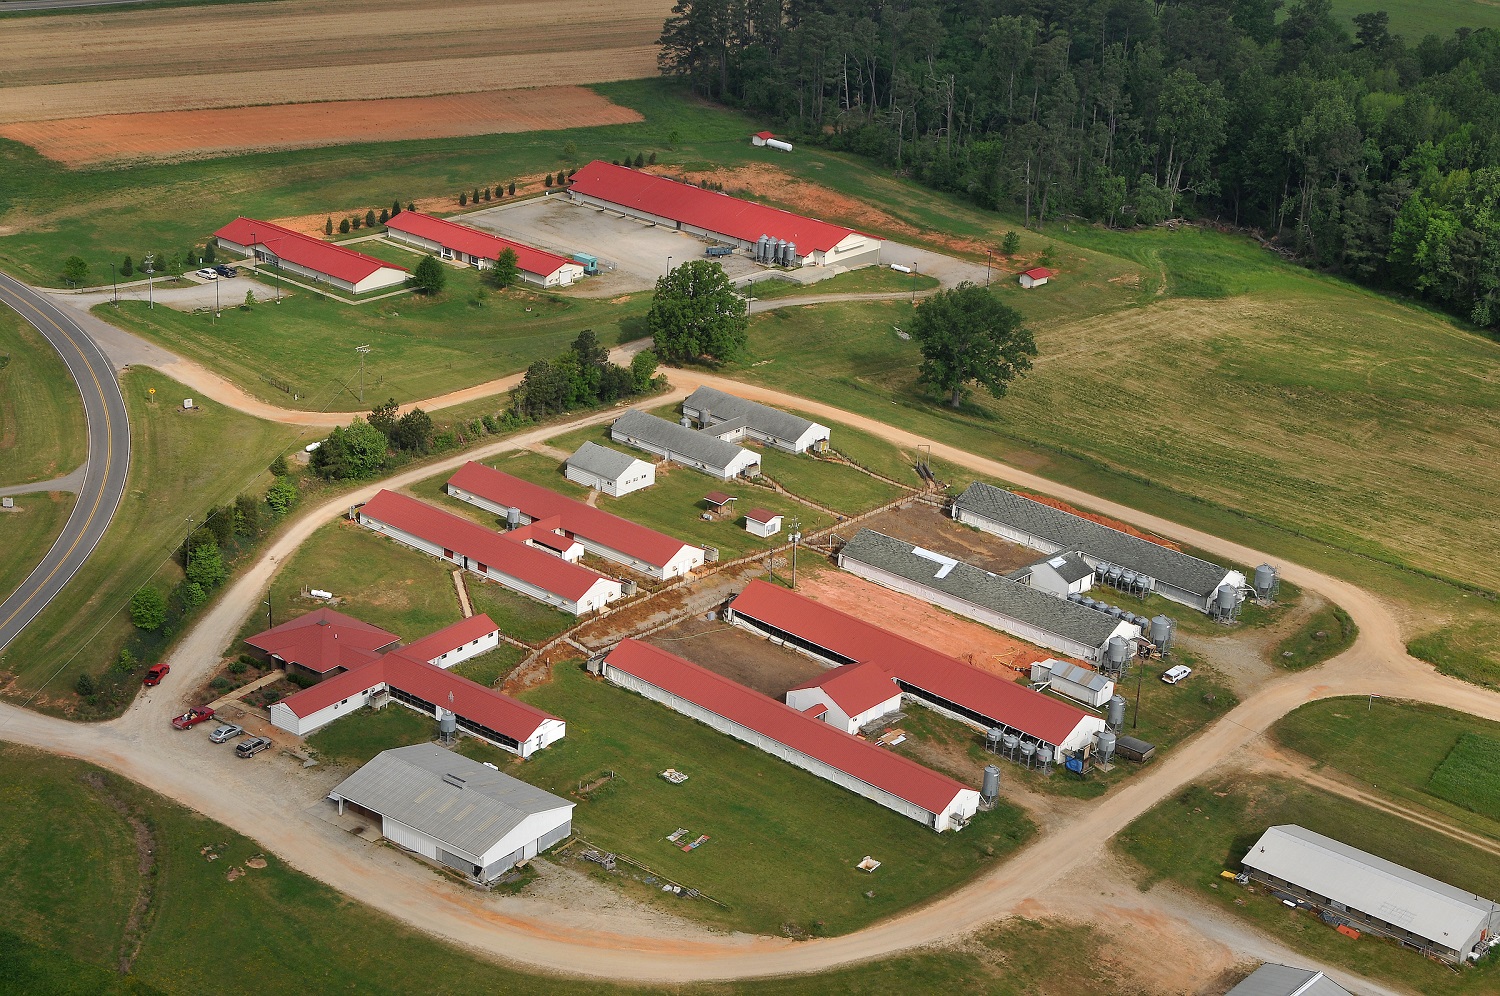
(564, 441), (655, 496)
(837, 529), (1140, 664)
(610, 410), (761, 480)
(1241, 824), (1500, 964)
(328, 744), (573, 884)
(681, 386), (831, 453)
(952, 482), (1245, 614)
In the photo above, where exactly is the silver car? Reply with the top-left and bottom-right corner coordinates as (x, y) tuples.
(209, 723), (244, 743)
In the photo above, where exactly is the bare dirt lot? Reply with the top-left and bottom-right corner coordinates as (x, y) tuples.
(646, 616), (825, 698)
(796, 571), (1078, 675)
(0, 89), (643, 166)
(0, 0), (672, 123)
(854, 503), (1038, 577)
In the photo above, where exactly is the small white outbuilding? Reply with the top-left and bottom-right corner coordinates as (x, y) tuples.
(744, 508), (782, 538)
(564, 441), (655, 497)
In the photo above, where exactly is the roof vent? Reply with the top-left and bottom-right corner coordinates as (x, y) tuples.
(441, 773), (467, 789)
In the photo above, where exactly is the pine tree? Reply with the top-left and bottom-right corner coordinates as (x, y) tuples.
(484, 187), (492, 201)
(339, 218), (351, 234)
(545, 173), (554, 188)
(472, 187), (480, 204)
(392, 199), (402, 217)
(634, 152), (645, 167)
(324, 217), (334, 236)
(379, 208), (390, 223)
(365, 209), (377, 227)
(121, 255), (133, 277)
(459, 191), (467, 206)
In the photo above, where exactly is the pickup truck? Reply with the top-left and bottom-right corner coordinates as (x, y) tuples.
(143, 663), (169, 687)
(171, 706), (216, 729)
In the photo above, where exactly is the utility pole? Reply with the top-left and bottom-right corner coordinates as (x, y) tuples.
(214, 275), (220, 324)
(788, 516), (802, 590)
(265, 599), (274, 630)
(1133, 658), (1143, 729)
(111, 262), (117, 305)
(355, 345), (371, 404)
(911, 262), (918, 302)
(183, 516), (195, 576)
(666, 256), (672, 279)
(985, 249), (992, 288)
(144, 254), (155, 310)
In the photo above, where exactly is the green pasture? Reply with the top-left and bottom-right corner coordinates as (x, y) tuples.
(0, 493), (73, 609)
(1118, 774), (1500, 995)
(748, 267), (938, 300)
(0, 307), (85, 486)
(1, 371), (294, 704)
(1272, 697), (1500, 840)
(1272, 602), (1357, 670)
(1330, 0), (1500, 40)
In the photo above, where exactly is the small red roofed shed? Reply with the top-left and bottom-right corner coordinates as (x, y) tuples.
(1019, 267), (1054, 289)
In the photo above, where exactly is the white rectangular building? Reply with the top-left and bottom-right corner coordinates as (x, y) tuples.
(610, 410), (761, 480)
(681, 386), (831, 454)
(563, 441), (656, 497)
(328, 745), (574, 883)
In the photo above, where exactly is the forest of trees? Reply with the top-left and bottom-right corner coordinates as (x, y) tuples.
(659, 0), (1500, 328)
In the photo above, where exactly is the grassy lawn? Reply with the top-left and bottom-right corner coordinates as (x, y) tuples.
(748, 267), (939, 300)
(306, 703), (436, 768)
(464, 578), (576, 645)
(1271, 697), (1500, 840)
(1116, 774), (1500, 996)
(0, 492), (73, 605)
(1271, 601), (1357, 670)
(1, 371), (295, 705)
(94, 268), (650, 407)
(251, 517), (465, 644)
(757, 447), (908, 515)
(481, 663), (1034, 937)
(0, 306), (85, 486)
(450, 642), (527, 687)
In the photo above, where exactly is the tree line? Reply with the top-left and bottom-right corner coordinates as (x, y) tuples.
(659, 0), (1500, 328)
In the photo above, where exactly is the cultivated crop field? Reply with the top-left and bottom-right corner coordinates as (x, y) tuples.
(0, 0), (671, 123)
(0, 89), (644, 167)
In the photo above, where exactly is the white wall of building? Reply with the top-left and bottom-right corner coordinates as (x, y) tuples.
(564, 459), (655, 497)
(1026, 560), (1094, 597)
(608, 425), (761, 480)
(216, 236), (406, 294)
(423, 631), (501, 670)
(385, 229), (583, 287)
(605, 664), (973, 831)
(785, 685), (901, 734)
(746, 516), (781, 538)
(1049, 673), (1115, 709)
(269, 686), (379, 736)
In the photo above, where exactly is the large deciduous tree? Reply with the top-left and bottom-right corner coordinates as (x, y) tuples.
(647, 259), (748, 364)
(909, 282), (1036, 408)
(410, 255), (446, 295)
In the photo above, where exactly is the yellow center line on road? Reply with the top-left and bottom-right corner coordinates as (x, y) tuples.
(0, 284), (117, 636)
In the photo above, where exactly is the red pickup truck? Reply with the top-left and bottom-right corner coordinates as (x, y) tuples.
(171, 706), (215, 730)
(143, 663), (169, 686)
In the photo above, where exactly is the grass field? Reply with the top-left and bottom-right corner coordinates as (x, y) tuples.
(1, 371), (295, 705)
(1117, 774), (1500, 995)
(450, 642), (527, 686)
(0, 492), (73, 607)
(464, 577), (576, 645)
(96, 267), (650, 407)
(1271, 697), (1500, 839)
(1330, 0), (1500, 39)
(1271, 602), (1357, 670)
(0, 306), (85, 486)
(748, 267), (939, 301)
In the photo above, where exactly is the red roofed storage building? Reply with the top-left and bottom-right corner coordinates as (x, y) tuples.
(214, 218), (408, 294)
(358, 489), (624, 615)
(268, 615), (564, 756)
(602, 640), (979, 831)
(245, 607), (399, 679)
(567, 161), (883, 269)
(447, 461), (704, 580)
(384, 211), (586, 288)
(728, 580), (1107, 755)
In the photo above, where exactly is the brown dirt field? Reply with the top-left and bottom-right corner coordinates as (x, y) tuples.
(0, 0), (672, 123)
(0, 89), (642, 167)
(855, 504), (1038, 577)
(649, 163), (999, 259)
(796, 571), (1084, 676)
(646, 617), (824, 698)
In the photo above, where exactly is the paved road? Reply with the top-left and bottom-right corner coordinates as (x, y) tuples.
(0, 273), (130, 653)
(3, 363), (1498, 986)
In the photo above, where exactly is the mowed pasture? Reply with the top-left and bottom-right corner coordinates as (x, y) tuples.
(0, 0), (672, 122)
(1330, 0), (1500, 40)
(729, 230), (1500, 598)
(0, 89), (644, 167)
(0, 306), (85, 486)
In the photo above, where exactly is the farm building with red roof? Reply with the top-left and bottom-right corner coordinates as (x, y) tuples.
(245, 607), (399, 678)
(213, 218), (408, 294)
(727, 580), (1107, 754)
(447, 461), (704, 580)
(268, 613), (564, 756)
(1019, 267), (1054, 288)
(601, 640), (979, 831)
(384, 211), (586, 288)
(357, 489), (625, 615)
(567, 161), (883, 269)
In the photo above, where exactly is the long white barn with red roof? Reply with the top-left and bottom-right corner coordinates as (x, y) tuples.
(358, 490), (624, 615)
(602, 640), (979, 832)
(447, 461), (704, 580)
(567, 161), (883, 269)
(268, 614), (564, 757)
(214, 217), (408, 294)
(727, 581), (1106, 755)
(384, 211), (585, 287)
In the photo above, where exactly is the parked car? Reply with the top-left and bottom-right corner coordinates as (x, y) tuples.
(143, 663), (169, 686)
(213, 263), (234, 277)
(236, 736), (272, 758)
(1161, 664), (1194, 685)
(171, 706), (215, 729)
(209, 723), (245, 743)
(195, 267), (218, 280)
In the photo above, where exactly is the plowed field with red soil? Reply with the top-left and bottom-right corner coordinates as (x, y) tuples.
(795, 571), (1082, 677)
(0, 88), (643, 167)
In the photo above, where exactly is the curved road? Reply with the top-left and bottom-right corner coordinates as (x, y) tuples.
(3, 367), (1500, 986)
(0, 272), (129, 653)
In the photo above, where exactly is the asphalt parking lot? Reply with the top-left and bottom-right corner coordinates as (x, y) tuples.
(464, 196), (765, 297)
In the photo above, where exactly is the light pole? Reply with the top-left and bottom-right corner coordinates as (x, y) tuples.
(214, 274), (220, 324)
(144, 253), (156, 310)
(265, 599), (274, 630)
(111, 262), (117, 305)
(788, 516), (802, 590)
(911, 262), (918, 302)
(985, 249), (992, 288)
(183, 516), (195, 576)
(665, 256), (672, 279)
(355, 345), (371, 404)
